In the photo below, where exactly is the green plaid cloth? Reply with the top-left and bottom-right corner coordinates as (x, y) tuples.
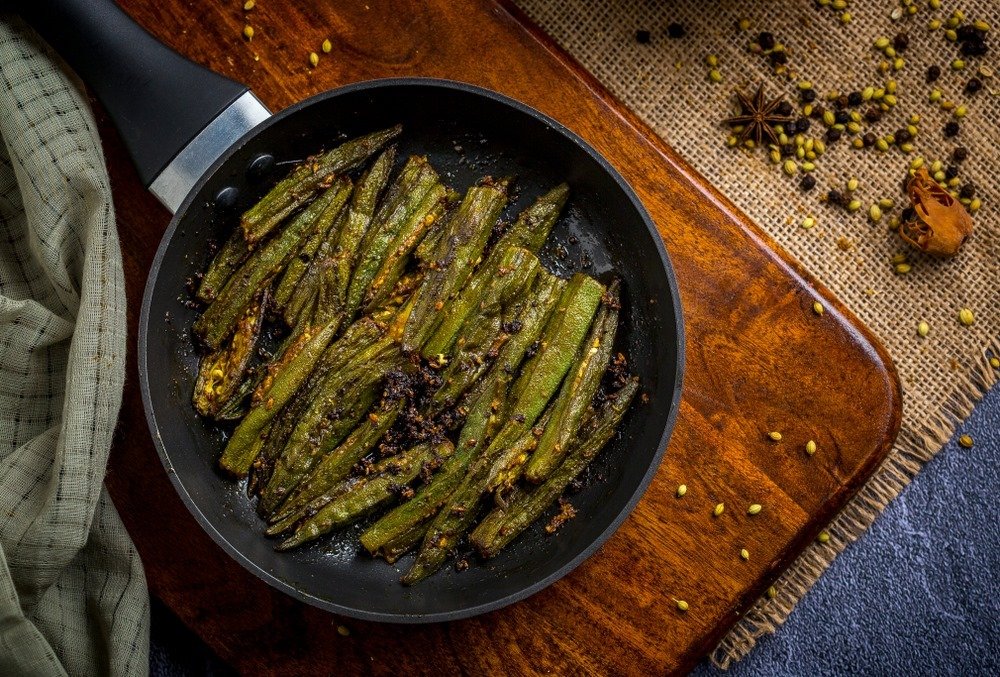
(0, 17), (149, 676)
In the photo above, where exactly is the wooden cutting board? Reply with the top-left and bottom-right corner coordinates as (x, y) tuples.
(100, 0), (901, 673)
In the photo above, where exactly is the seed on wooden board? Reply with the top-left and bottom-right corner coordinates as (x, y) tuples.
(243, 24), (254, 40)
(805, 440), (817, 455)
(244, 0), (255, 10)
(740, 548), (750, 560)
(959, 308), (975, 326)
(748, 504), (762, 515)
(958, 434), (974, 449)
(337, 625), (350, 637)
(713, 503), (725, 517)
(768, 431), (783, 441)
(309, 52), (320, 67)
(813, 301), (824, 315)
(322, 39), (333, 53)
(676, 599), (689, 612)
(676, 484), (687, 498)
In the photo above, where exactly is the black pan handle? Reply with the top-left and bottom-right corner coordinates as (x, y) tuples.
(16, 0), (269, 208)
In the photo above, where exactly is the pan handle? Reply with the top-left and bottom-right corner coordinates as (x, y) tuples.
(16, 0), (271, 212)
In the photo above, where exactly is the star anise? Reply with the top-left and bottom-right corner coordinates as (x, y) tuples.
(723, 84), (793, 146)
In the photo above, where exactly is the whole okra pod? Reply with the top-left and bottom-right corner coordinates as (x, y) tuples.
(524, 280), (619, 483)
(241, 125), (401, 244)
(218, 319), (341, 477)
(470, 377), (639, 558)
(194, 177), (352, 350)
(275, 439), (454, 551)
(402, 178), (510, 353)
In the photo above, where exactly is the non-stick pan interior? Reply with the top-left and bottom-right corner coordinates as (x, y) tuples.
(139, 79), (683, 622)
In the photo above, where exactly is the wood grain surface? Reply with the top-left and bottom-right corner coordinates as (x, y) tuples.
(98, 0), (902, 673)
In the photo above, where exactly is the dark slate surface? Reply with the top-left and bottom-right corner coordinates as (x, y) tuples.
(151, 386), (1000, 676)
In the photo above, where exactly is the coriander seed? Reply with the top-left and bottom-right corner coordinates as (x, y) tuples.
(677, 599), (689, 612)
(813, 301), (824, 315)
(805, 440), (817, 455)
(817, 531), (830, 544)
(740, 548), (750, 560)
(958, 434), (974, 449)
(243, 24), (254, 40)
(748, 504), (762, 515)
(677, 484), (687, 498)
(768, 431), (783, 441)
(917, 321), (930, 337)
(713, 503), (725, 517)
(959, 308), (975, 326)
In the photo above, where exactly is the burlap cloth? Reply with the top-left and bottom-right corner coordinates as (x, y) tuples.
(514, 0), (999, 668)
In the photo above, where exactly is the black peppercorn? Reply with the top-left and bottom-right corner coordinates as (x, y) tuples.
(944, 121), (960, 137)
(770, 51), (789, 66)
(959, 183), (976, 199)
(834, 110), (850, 124)
(800, 88), (817, 103)
(945, 165), (959, 180)
(964, 78), (983, 95)
(775, 101), (794, 116)
(827, 189), (845, 206)
(956, 25), (983, 42)
(864, 107), (883, 123)
(780, 143), (795, 158)
(862, 132), (877, 147)
(926, 64), (941, 83)
(800, 175), (816, 191)
(810, 104), (826, 119)
(952, 146), (969, 163)
(825, 127), (842, 143)
(757, 31), (775, 50)
(795, 117), (811, 134)
(901, 206), (915, 223)
(835, 95), (849, 110)
(960, 39), (988, 57)
(635, 29), (651, 44)
(893, 32), (909, 52)
(667, 22), (686, 39)
(847, 91), (863, 107)
(895, 129), (912, 144)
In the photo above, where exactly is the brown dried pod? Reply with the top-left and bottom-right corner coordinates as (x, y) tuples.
(899, 167), (973, 257)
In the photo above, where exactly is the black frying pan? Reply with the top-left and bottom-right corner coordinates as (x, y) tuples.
(23, 0), (684, 622)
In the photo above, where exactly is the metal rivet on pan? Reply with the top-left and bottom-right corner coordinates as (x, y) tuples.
(214, 186), (239, 210)
(247, 153), (275, 181)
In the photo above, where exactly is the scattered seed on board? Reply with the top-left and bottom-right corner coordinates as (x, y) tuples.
(243, 24), (254, 40)
(817, 531), (830, 544)
(322, 39), (333, 53)
(713, 503), (725, 517)
(917, 321), (930, 337)
(337, 625), (350, 637)
(768, 431), (783, 441)
(958, 434), (974, 449)
(677, 484), (688, 498)
(309, 52), (320, 67)
(813, 301), (825, 315)
(677, 599), (690, 612)
(244, 0), (255, 10)
(748, 504), (762, 515)
(740, 548), (750, 561)
(959, 308), (975, 326)
(805, 440), (817, 455)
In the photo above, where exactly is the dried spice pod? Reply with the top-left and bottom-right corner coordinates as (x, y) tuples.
(899, 167), (973, 257)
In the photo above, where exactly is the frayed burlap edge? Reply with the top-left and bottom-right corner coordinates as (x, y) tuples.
(711, 336), (1000, 669)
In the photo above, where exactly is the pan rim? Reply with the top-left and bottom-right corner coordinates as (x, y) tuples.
(138, 77), (685, 623)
